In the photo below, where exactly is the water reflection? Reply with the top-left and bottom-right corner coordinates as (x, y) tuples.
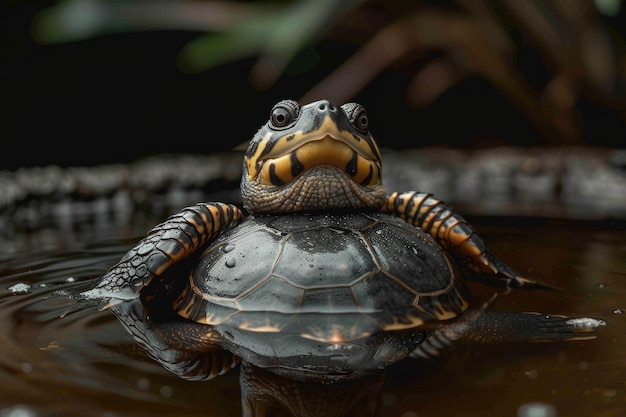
(110, 299), (385, 417)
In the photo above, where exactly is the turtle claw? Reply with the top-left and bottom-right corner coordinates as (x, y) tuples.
(80, 270), (143, 309)
(470, 270), (561, 293)
(476, 250), (562, 292)
(508, 275), (563, 292)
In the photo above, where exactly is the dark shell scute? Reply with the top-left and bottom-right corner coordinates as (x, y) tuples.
(299, 287), (358, 313)
(273, 226), (376, 289)
(235, 278), (305, 311)
(362, 219), (452, 293)
(193, 225), (283, 299)
(350, 271), (417, 312)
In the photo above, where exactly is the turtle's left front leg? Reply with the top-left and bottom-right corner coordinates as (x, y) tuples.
(386, 191), (552, 291)
(83, 202), (244, 305)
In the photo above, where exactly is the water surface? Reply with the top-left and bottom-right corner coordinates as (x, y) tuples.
(0, 217), (624, 417)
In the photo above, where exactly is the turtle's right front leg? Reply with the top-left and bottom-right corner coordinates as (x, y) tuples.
(83, 202), (243, 305)
(386, 191), (554, 291)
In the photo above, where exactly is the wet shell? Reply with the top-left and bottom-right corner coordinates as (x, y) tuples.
(174, 211), (469, 344)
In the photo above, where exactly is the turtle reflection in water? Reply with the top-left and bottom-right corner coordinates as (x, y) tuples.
(84, 99), (604, 417)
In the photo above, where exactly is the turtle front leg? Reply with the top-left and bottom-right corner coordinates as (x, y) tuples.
(386, 191), (551, 291)
(83, 202), (244, 304)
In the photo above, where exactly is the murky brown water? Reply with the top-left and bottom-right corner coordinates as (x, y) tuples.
(0, 217), (624, 417)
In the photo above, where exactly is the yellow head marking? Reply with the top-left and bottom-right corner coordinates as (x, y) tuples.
(241, 99), (388, 214)
(245, 108), (382, 187)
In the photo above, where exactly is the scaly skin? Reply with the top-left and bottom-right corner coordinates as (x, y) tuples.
(84, 202), (243, 303)
(240, 100), (387, 214)
(385, 191), (553, 290)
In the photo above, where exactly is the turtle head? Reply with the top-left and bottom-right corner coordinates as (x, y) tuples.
(241, 99), (387, 214)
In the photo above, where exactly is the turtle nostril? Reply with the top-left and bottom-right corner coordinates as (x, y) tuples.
(316, 101), (336, 113)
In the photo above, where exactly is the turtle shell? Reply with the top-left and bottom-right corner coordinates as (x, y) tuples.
(173, 211), (469, 379)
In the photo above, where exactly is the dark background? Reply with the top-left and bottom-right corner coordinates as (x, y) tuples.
(1, 1), (625, 171)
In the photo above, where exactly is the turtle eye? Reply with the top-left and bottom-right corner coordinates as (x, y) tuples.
(269, 100), (300, 129)
(341, 102), (369, 132)
(354, 109), (369, 131)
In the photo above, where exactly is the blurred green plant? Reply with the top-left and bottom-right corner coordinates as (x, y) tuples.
(31, 0), (365, 88)
(31, 0), (625, 144)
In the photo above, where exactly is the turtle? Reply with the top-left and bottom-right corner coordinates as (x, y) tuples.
(84, 99), (604, 386)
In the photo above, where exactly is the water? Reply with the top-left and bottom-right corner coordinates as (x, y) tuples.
(0, 217), (624, 417)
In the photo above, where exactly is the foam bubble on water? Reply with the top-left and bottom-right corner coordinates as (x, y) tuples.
(517, 402), (557, 417)
(566, 317), (606, 328)
(160, 385), (173, 398)
(7, 283), (31, 295)
(0, 405), (38, 417)
(137, 378), (150, 391)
